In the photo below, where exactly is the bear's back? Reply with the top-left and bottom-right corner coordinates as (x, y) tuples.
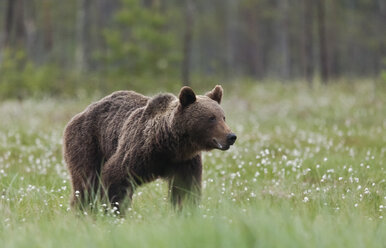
(100, 91), (150, 157)
(75, 91), (148, 159)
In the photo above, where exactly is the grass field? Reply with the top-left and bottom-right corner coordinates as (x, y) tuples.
(0, 81), (385, 247)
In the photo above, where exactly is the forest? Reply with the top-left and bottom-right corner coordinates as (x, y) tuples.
(0, 0), (385, 99)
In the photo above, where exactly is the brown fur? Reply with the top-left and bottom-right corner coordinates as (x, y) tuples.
(63, 85), (236, 212)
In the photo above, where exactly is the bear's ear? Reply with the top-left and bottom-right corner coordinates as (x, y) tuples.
(205, 85), (223, 104)
(179, 86), (196, 107)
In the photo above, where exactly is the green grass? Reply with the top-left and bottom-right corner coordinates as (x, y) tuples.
(0, 81), (385, 247)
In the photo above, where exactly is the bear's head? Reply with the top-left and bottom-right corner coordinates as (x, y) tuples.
(176, 85), (237, 152)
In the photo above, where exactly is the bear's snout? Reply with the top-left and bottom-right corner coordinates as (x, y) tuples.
(227, 133), (237, 145)
(212, 132), (236, 151)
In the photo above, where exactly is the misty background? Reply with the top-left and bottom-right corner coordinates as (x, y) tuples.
(0, 0), (385, 99)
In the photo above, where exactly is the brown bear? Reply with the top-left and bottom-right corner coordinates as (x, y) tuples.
(63, 85), (236, 212)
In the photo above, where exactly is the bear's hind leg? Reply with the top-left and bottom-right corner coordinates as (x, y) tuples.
(69, 167), (102, 210)
(100, 157), (135, 215)
(64, 134), (103, 210)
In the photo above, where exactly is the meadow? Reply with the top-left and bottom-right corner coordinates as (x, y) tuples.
(0, 81), (385, 247)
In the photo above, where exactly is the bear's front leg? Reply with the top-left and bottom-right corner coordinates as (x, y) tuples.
(168, 155), (202, 210)
(101, 157), (134, 214)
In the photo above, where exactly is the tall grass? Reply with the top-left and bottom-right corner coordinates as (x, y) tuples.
(0, 81), (385, 247)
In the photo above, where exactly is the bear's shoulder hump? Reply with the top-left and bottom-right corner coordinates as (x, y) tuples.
(145, 93), (176, 115)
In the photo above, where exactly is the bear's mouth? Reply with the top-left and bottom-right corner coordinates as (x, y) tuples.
(212, 139), (230, 151)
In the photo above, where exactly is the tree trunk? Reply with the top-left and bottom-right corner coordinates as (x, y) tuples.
(24, 0), (38, 62)
(327, 0), (339, 78)
(244, 4), (262, 78)
(14, 0), (25, 48)
(143, 0), (155, 8)
(181, 0), (194, 86)
(3, 0), (15, 48)
(96, 0), (119, 71)
(3, 0), (25, 49)
(378, 0), (386, 72)
(317, 0), (328, 84)
(277, 0), (290, 80)
(42, 0), (53, 52)
(75, 0), (92, 72)
(303, 0), (314, 85)
(225, 0), (237, 78)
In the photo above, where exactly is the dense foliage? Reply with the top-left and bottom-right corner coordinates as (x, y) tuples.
(0, 0), (385, 99)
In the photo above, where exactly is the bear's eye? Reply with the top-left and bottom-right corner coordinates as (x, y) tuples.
(209, 116), (216, 122)
(223, 116), (226, 121)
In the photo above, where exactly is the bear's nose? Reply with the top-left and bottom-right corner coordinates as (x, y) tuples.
(227, 133), (237, 145)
